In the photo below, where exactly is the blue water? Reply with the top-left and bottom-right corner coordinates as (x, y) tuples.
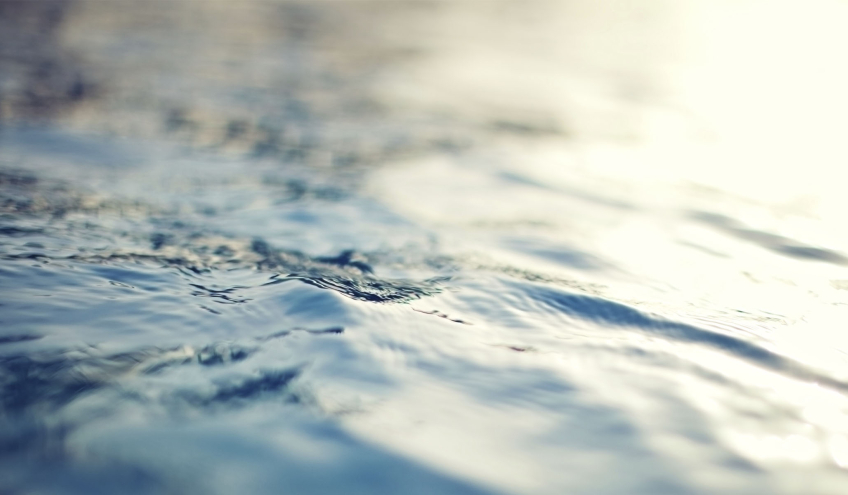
(2, 1), (848, 494)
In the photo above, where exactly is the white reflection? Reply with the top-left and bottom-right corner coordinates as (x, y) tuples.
(729, 433), (820, 464)
(829, 434), (848, 468)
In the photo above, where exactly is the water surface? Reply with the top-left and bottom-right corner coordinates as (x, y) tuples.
(2, 1), (848, 494)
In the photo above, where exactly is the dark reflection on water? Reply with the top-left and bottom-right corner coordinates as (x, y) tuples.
(0, 0), (96, 121)
(0, 162), (443, 303)
(521, 281), (848, 394)
(691, 211), (848, 266)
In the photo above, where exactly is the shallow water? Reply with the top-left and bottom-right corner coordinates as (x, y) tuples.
(2, 1), (848, 493)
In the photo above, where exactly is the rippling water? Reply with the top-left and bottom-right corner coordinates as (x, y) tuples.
(2, 1), (848, 493)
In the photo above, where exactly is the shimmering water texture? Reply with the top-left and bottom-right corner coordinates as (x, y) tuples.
(2, 1), (848, 494)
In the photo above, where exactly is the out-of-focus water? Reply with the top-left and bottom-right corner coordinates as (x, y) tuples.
(2, 1), (848, 493)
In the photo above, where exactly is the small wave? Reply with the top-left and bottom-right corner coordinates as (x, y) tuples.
(523, 282), (848, 393)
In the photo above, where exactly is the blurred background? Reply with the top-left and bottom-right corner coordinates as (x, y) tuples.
(2, 1), (848, 494)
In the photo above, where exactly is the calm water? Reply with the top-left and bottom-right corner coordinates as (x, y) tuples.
(2, 1), (848, 493)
